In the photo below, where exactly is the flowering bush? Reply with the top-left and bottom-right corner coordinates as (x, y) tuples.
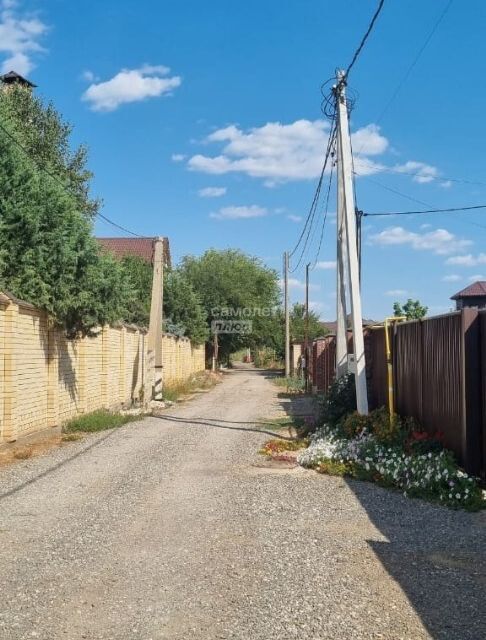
(298, 424), (485, 511)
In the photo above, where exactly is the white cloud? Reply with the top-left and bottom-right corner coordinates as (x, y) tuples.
(188, 119), (440, 188)
(440, 180), (452, 189)
(393, 160), (439, 184)
(82, 65), (181, 112)
(0, 1), (48, 75)
(171, 153), (186, 162)
(446, 253), (486, 267)
(315, 260), (336, 270)
(189, 120), (397, 184)
(351, 124), (388, 156)
(442, 274), (462, 282)
(370, 226), (472, 255)
(209, 205), (267, 220)
(420, 223), (432, 230)
(287, 214), (303, 223)
(279, 278), (319, 292)
(198, 186), (227, 198)
(468, 274), (486, 281)
(385, 289), (408, 297)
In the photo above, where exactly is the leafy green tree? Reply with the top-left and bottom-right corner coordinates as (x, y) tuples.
(290, 302), (327, 343)
(120, 257), (208, 344)
(164, 271), (209, 345)
(179, 249), (280, 360)
(0, 83), (99, 218)
(393, 299), (428, 320)
(0, 85), (132, 336)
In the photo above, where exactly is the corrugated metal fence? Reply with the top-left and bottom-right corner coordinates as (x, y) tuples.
(310, 309), (485, 476)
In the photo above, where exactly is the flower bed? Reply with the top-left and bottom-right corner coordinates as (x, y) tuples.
(298, 423), (485, 511)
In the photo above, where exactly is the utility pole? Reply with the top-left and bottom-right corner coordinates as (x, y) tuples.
(335, 71), (368, 414)
(148, 237), (165, 401)
(304, 262), (310, 392)
(336, 134), (348, 379)
(283, 251), (290, 377)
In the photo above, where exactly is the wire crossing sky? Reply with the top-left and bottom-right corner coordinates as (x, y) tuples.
(1, 0), (485, 319)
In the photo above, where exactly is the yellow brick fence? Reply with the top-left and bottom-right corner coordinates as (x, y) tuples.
(0, 292), (206, 443)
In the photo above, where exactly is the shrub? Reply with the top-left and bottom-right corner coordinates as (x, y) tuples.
(369, 407), (404, 445)
(317, 374), (356, 429)
(342, 411), (372, 439)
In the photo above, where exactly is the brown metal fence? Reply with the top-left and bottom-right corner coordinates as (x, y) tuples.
(309, 309), (485, 476)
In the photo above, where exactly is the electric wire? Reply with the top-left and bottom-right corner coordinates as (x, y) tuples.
(364, 204), (486, 217)
(289, 126), (337, 273)
(375, 0), (454, 125)
(310, 161), (335, 271)
(343, 0), (387, 79)
(0, 118), (147, 238)
(288, 111), (337, 263)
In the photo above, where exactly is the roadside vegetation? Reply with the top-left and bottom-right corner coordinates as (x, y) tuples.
(297, 375), (485, 511)
(63, 410), (140, 434)
(273, 375), (305, 394)
(162, 371), (220, 403)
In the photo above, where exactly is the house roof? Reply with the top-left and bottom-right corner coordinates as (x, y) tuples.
(0, 70), (36, 88)
(97, 237), (171, 267)
(450, 281), (486, 300)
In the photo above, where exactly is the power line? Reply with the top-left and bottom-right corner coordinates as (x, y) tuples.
(344, 0), (387, 78)
(375, 0), (454, 125)
(364, 204), (486, 217)
(0, 118), (146, 238)
(355, 157), (486, 189)
(288, 113), (337, 265)
(310, 162), (335, 271)
(289, 127), (337, 273)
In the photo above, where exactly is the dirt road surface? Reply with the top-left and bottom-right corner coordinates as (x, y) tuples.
(1, 367), (485, 639)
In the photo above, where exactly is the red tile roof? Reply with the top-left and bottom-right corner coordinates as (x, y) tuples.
(97, 237), (171, 266)
(450, 281), (486, 299)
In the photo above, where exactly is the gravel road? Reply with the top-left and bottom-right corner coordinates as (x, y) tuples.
(1, 366), (485, 640)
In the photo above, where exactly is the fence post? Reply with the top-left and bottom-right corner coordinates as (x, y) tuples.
(101, 326), (109, 408)
(3, 301), (19, 441)
(47, 323), (60, 427)
(77, 336), (87, 415)
(119, 326), (126, 405)
(461, 308), (481, 475)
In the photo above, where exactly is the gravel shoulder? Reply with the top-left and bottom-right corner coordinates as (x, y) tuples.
(0, 366), (485, 640)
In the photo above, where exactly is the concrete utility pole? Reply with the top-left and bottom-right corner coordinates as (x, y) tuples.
(336, 134), (348, 380)
(304, 262), (310, 392)
(283, 251), (290, 377)
(335, 71), (368, 414)
(148, 237), (164, 401)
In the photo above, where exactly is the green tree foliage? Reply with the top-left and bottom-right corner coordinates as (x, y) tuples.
(393, 299), (428, 320)
(164, 271), (209, 345)
(179, 249), (281, 360)
(0, 84), (132, 336)
(290, 302), (327, 343)
(120, 257), (208, 344)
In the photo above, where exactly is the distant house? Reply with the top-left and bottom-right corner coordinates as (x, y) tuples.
(450, 281), (486, 310)
(0, 70), (36, 89)
(320, 317), (375, 335)
(97, 237), (171, 267)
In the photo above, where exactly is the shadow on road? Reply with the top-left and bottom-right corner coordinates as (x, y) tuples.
(153, 414), (297, 441)
(345, 478), (486, 640)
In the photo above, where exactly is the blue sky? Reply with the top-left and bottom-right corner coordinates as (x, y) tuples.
(1, 0), (486, 320)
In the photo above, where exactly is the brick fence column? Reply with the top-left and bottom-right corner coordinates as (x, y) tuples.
(47, 323), (59, 428)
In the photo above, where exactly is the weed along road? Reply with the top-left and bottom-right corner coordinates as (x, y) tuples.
(0, 367), (485, 640)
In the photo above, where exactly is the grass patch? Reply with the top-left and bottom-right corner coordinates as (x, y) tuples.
(273, 375), (305, 394)
(163, 371), (218, 402)
(63, 410), (140, 434)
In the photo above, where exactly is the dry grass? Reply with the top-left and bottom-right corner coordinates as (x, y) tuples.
(163, 371), (220, 403)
